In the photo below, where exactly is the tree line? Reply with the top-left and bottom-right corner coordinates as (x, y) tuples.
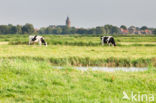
(0, 23), (156, 35)
(38, 24), (120, 35)
(0, 24), (35, 34)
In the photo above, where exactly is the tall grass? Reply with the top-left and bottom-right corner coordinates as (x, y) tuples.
(0, 58), (156, 103)
(0, 56), (154, 67)
(0, 45), (155, 67)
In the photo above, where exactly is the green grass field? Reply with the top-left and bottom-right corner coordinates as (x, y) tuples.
(0, 59), (156, 103)
(0, 34), (156, 46)
(0, 45), (156, 67)
(0, 35), (156, 103)
(0, 35), (156, 67)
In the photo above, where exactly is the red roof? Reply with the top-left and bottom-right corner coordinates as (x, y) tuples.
(120, 28), (128, 33)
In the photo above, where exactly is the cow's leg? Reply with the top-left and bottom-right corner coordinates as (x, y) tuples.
(108, 42), (111, 46)
(45, 42), (47, 47)
(101, 38), (104, 45)
(111, 43), (114, 47)
(29, 41), (32, 45)
(107, 41), (109, 44)
(107, 40), (109, 46)
(110, 42), (112, 46)
(39, 41), (42, 46)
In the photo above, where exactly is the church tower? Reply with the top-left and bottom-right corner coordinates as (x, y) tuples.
(66, 16), (71, 28)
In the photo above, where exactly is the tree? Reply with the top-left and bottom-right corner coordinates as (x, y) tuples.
(76, 28), (88, 34)
(22, 23), (35, 34)
(0, 25), (9, 34)
(111, 26), (120, 34)
(16, 25), (22, 34)
(88, 28), (96, 34)
(140, 26), (148, 30)
(120, 25), (127, 30)
(152, 29), (156, 35)
(45, 27), (53, 34)
(8, 24), (17, 34)
(70, 27), (76, 34)
(96, 27), (105, 34)
(38, 27), (46, 34)
(62, 26), (71, 34)
(104, 25), (113, 34)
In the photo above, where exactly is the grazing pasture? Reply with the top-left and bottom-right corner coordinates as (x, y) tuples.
(0, 34), (156, 103)
(0, 35), (156, 67)
(0, 34), (156, 46)
(0, 45), (156, 67)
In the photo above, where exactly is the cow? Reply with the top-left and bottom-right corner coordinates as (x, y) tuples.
(29, 35), (47, 46)
(100, 36), (116, 46)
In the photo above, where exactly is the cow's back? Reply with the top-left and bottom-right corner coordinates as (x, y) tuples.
(29, 35), (42, 42)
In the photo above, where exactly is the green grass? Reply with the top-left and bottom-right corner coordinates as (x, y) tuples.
(0, 45), (155, 67)
(0, 35), (156, 102)
(0, 59), (156, 103)
(0, 34), (156, 46)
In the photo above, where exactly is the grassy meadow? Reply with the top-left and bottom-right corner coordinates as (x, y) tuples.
(0, 45), (156, 67)
(0, 34), (156, 67)
(0, 59), (156, 103)
(0, 34), (156, 103)
(0, 34), (156, 46)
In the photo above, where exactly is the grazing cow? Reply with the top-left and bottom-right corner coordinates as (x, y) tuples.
(100, 36), (116, 46)
(29, 35), (47, 46)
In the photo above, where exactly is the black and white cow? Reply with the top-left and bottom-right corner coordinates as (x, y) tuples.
(100, 36), (116, 46)
(29, 35), (47, 46)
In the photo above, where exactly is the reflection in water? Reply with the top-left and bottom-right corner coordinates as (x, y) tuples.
(53, 66), (148, 72)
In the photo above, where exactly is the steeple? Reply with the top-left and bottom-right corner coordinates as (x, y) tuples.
(66, 16), (71, 28)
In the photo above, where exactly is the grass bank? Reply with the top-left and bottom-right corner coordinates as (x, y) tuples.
(0, 45), (156, 67)
(1, 56), (155, 67)
(0, 59), (156, 103)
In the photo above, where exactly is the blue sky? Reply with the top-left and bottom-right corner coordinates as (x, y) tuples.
(0, 0), (156, 28)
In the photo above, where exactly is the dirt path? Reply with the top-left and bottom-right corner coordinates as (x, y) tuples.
(0, 42), (8, 45)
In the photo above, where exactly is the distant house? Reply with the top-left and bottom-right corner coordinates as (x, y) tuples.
(145, 29), (152, 34)
(120, 26), (153, 35)
(120, 28), (129, 34)
(140, 29), (152, 34)
(136, 30), (142, 34)
(128, 26), (142, 34)
(128, 26), (137, 34)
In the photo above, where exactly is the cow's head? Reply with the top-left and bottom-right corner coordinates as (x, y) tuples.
(41, 38), (47, 47)
(100, 36), (103, 40)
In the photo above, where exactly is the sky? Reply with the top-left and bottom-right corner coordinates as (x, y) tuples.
(0, 0), (156, 28)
